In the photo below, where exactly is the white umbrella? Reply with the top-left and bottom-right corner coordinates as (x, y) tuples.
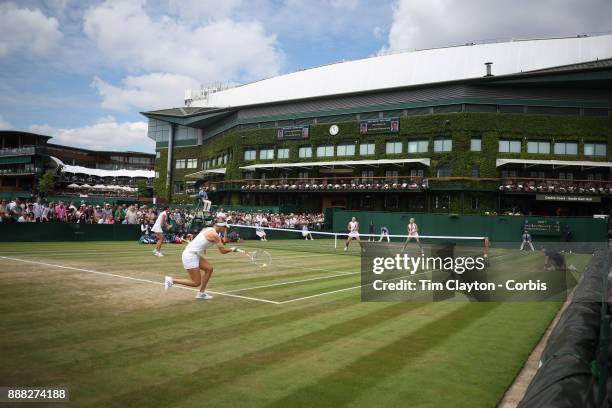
(93, 184), (106, 189)
(67, 183), (80, 189)
(81, 183), (92, 189)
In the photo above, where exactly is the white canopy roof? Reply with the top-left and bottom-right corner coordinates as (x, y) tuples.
(240, 158), (430, 171)
(188, 34), (612, 108)
(52, 156), (154, 178)
(185, 168), (227, 179)
(496, 158), (612, 169)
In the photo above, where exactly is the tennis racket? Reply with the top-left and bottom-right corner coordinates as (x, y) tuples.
(234, 248), (272, 267)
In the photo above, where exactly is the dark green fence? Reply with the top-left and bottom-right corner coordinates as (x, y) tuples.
(331, 210), (608, 242)
(0, 223), (142, 242)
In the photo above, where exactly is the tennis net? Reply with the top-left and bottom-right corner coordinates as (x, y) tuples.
(226, 224), (489, 258)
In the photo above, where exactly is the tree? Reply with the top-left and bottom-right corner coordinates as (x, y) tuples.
(38, 170), (56, 195)
(137, 180), (152, 197)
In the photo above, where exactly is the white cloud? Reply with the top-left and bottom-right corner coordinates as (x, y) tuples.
(382, 0), (612, 53)
(29, 119), (153, 152)
(0, 2), (62, 57)
(0, 115), (14, 130)
(83, 0), (282, 83)
(92, 73), (201, 112)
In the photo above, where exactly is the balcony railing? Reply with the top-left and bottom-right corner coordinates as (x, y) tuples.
(0, 168), (39, 176)
(0, 146), (38, 157)
(500, 177), (612, 195)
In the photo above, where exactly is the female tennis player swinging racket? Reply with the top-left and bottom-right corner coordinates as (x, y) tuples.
(164, 216), (246, 300)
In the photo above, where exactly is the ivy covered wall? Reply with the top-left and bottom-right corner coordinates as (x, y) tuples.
(154, 112), (611, 206)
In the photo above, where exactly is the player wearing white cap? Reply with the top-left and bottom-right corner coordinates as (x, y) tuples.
(163, 216), (245, 300)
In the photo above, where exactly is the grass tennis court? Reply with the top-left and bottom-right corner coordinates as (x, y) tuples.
(0, 240), (593, 407)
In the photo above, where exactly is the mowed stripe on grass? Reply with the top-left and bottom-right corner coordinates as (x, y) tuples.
(0, 241), (581, 407)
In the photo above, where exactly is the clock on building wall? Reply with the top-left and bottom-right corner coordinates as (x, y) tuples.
(329, 124), (339, 136)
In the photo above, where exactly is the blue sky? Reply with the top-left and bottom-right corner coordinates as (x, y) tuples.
(0, 0), (610, 152)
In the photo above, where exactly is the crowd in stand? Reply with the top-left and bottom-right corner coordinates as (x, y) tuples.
(218, 209), (325, 231)
(0, 197), (170, 225)
(0, 198), (325, 237)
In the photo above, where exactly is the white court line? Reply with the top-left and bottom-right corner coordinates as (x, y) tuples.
(224, 271), (360, 293)
(0, 256), (280, 305)
(277, 251), (514, 304)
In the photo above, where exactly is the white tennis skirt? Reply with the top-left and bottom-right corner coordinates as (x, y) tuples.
(182, 250), (201, 269)
(348, 231), (360, 238)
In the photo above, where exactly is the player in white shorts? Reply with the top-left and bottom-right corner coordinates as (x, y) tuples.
(164, 217), (245, 300)
(151, 205), (171, 256)
(402, 218), (424, 255)
(344, 217), (364, 252)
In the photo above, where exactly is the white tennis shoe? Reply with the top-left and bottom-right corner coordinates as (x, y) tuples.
(164, 276), (173, 294)
(195, 292), (213, 300)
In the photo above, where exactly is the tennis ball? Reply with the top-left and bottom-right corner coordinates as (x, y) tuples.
(262, 263), (267, 267)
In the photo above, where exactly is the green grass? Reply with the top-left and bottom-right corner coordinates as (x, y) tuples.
(0, 240), (592, 407)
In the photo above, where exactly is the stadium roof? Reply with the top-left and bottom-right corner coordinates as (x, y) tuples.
(240, 158), (431, 171)
(496, 158), (612, 169)
(51, 156), (155, 178)
(188, 34), (612, 109)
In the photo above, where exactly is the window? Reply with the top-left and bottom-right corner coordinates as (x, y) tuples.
(337, 143), (355, 156)
(554, 142), (578, 155)
(584, 143), (607, 157)
(154, 171), (159, 178)
(299, 146), (312, 158)
(173, 181), (185, 194)
(470, 195), (479, 210)
(386, 141), (402, 154)
(527, 141), (550, 154)
(156, 151), (161, 158)
(359, 143), (375, 155)
(434, 138), (452, 152)
(529, 171), (545, 179)
(259, 149), (274, 160)
(175, 159), (186, 169)
(316, 145), (334, 157)
(470, 137), (482, 152)
(361, 170), (374, 184)
(186, 158), (197, 169)
(385, 170), (399, 182)
(244, 150), (256, 161)
(558, 172), (573, 180)
(587, 174), (603, 181)
(436, 165), (451, 177)
(278, 148), (289, 159)
(410, 169), (424, 177)
(385, 195), (400, 210)
(434, 194), (450, 209)
(499, 140), (521, 153)
(407, 140), (428, 153)
(502, 170), (517, 178)
(298, 171), (309, 180)
(471, 165), (480, 178)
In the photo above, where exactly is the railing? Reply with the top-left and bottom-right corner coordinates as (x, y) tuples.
(500, 177), (612, 194)
(0, 168), (38, 175)
(0, 146), (38, 157)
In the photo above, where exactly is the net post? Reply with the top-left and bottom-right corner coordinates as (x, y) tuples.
(334, 233), (337, 249)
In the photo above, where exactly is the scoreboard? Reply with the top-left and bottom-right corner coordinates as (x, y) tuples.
(523, 219), (561, 236)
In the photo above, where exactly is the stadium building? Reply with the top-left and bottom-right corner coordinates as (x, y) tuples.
(143, 34), (612, 216)
(0, 130), (155, 199)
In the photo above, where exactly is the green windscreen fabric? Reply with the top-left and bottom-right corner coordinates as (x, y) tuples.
(0, 156), (31, 164)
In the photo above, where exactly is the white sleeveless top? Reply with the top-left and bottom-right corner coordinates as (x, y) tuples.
(185, 227), (216, 255)
(152, 211), (167, 233)
(349, 221), (359, 232)
(408, 222), (418, 235)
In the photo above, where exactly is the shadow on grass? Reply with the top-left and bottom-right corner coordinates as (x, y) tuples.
(98, 302), (432, 407)
(265, 303), (502, 407)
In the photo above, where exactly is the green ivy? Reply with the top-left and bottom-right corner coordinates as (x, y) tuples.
(155, 112), (611, 207)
